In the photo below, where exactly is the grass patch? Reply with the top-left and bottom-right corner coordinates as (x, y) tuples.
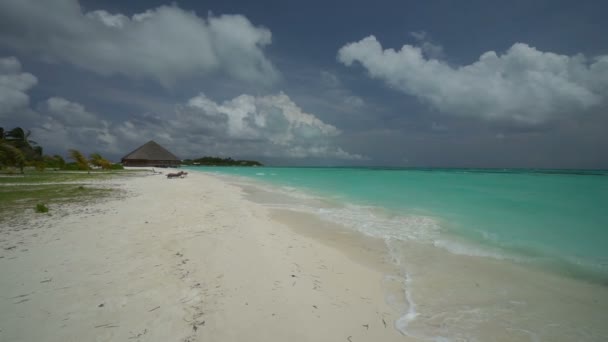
(0, 170), (136, 222)
(35, 203), (49, 213)
(0, 170), (105, 184)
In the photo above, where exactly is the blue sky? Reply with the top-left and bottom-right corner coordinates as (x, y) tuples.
(1, 0), (607, 167)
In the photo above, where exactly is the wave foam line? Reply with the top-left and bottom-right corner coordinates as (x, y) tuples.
(395, 272), (419, 334)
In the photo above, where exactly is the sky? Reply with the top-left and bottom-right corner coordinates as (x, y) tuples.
(1, 0), (607, 168)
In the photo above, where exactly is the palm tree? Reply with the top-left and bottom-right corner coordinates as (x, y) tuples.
(1, 127), (26, 173)
(69, 149), (90, 172)
(89, 153), (112, 170)
(0, 142), (26, 172)
(53, 155), (66, 169)
(4, 127), (42, 162)
(6, 127), (32, 148)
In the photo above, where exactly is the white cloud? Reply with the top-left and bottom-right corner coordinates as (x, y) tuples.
(86, 10), (129, 28)
(106, 92), (366, 160)
(410, 31), (445, 60)
(0, 56), (38, 118)
(175, 92), (364, 159)
(34, 92), (364, 160)
(33, 97), (118, 154)
(3, 56), (362, 161)
(338, 36), (608, 124)
(0, 0), (278, 86)
(33, 117), (118, 155)
(42, 97), (100, 126)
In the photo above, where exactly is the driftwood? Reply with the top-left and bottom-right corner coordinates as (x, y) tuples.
(166, 171), (188, 179)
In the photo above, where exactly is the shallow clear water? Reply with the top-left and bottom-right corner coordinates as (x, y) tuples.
(187, 166), (608, 340)
(188, 166), (608, 282)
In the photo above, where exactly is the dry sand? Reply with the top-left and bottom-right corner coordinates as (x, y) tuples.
(0, 169), (408, 342)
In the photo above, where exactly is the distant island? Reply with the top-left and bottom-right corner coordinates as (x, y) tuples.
(182, 157), (263, 167)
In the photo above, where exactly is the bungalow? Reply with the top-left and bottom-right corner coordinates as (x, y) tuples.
(121, 140), (180, 167)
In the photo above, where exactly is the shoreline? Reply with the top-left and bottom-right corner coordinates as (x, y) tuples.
(191, 166), (608, 285)
(207, 169), (608, 285)
(209, 169), (608, 341)
(0, 169), (407, 341)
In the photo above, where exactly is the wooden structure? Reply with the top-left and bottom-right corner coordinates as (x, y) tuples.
(121, 140), (181, 167)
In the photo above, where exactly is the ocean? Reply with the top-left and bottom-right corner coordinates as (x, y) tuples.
(187, 166), (608, 341)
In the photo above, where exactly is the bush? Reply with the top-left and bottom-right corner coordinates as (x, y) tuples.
(35, 203), (49, 213)
(34, 161), (46, 171)
(110, 163), (124, 170)
(43, 155), (66, 169)
(62, 162), (81, 170)
(4, 167), (18, 175)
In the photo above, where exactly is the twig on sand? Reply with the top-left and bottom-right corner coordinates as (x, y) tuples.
(347, 336), (353, 342)
(94, 323), (119, 328)
(148, 306), (160, 312)
(10, 293), (30, 299)
(192, 321), (205, 332)
(128, 329), (148, 339)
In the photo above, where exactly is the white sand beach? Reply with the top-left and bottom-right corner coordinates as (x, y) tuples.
(0, 170), (407, 342)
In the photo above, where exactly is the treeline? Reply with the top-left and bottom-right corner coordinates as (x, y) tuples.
(182, 156), (263, 167)
(0, 126), (122, 173)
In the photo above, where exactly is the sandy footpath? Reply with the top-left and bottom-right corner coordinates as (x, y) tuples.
(0, 169), (407, 342)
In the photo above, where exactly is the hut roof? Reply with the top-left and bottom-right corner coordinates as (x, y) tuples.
(121, 140), (180, 161)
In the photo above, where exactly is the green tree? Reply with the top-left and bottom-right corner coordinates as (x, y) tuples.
(6, 127), (35, 149)
(0, 127), (42, 173)
(0, 142), (26, 172)
(89, 153), (112, 170)
(69, 149), (90, 172)
(43, 154), (66, 170)
(0, 127), (27, 173)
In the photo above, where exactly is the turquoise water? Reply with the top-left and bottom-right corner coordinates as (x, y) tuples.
(189, 167), (608, 281)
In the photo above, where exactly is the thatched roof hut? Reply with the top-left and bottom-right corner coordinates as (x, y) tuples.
(121, 140), (180, 167)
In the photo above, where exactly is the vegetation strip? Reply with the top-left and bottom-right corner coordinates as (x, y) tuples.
(0, 170), (142, 223)
(1, 126), (123, 173)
